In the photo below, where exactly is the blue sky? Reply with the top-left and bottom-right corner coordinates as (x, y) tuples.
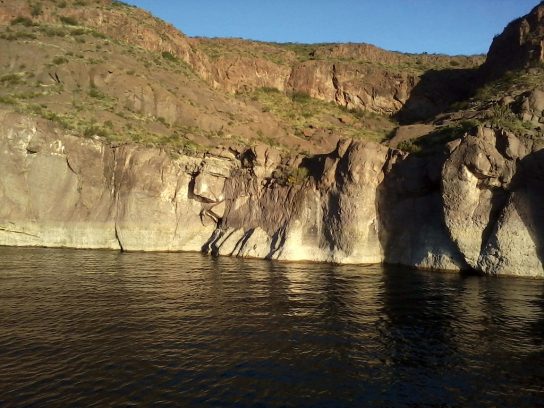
(123, 0), (539, 55)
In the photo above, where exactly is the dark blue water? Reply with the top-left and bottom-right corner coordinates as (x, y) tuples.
(1, 247), (544, 407)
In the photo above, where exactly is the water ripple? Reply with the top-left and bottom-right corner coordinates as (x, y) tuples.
(1, 247), (544, 407)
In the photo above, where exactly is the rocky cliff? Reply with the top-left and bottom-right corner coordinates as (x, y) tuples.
(1, 110), (542, 276)
(195, 38), (483, 121)
(482, 1), (544, 79)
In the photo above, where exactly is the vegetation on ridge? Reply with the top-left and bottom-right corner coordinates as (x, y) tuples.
(196, 37), (485, 75)
(238, 87), (396, 143)
(0, 17), (212, 154)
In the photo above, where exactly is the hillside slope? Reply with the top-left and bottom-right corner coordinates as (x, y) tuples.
(391, 1), (544, 155)
(0, 0), (486, 155)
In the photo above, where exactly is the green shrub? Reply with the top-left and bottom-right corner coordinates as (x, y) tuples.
(59, 16), (78, 26)
(27, 104), (44, 114)
(261, 87), (280, 94)
(161, 51), (178, 62)
(11, 17), (34, 27)
(287, 167), (310, 185)
(179, 140), (201, 156)
(273, 166), (310, 185)
(52, 56), (69, 65)
(157, 116), (169, 126)
(91, 30), (107, 39)
(0, 31), (37, 40)
(83, 124), (109, 138)
(34, 108), (73, 129)
(489, 104), (534, 134)
(88, 85), (106, 99)
(12, 90), (41, 100)
(88, 57), (103, 65)
(291, 91), (311, 103)
(70, 27), (86, 36)
(397, 140), (422, 155)
(112, 0), (136, 7)
(0, 73), (24, 85)
(31, 3), (43, 16)
(40, 26), (67, 37)
(0, 95), (17, 105)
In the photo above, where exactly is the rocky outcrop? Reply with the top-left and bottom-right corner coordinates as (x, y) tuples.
(190, 37), (483, 118)
(0, 111), (228, 251)
(1, 110), (543, 277)
(482, 1), (544, 78)
(201, 55), (479, 119)
(514, 88), (544, 129)
(441, 127), (544, 277)
(210, 140), (391, 263)
(312, 43), (483, 68)
(206, 56), (291, 93)
(287, 61), (416, 115)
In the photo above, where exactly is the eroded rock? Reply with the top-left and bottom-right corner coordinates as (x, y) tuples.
(1, 110), (543, 277)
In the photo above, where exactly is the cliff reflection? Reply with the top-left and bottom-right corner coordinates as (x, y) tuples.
(379, 265), (544, 406)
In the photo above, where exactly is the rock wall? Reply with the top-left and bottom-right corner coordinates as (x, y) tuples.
(441, 127), (544, 277)
(482, 1), (544, 79)
(287, 61), (415, 115)
(203, 56), (474, 119)
(1, 111), (543, 277)
(0, 111), (223, 251)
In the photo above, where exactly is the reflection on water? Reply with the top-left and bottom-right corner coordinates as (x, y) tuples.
(1, 247), (544, 407)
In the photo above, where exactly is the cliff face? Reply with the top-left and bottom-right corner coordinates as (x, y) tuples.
(195, 38), (483, 119)
(2, 110), (542, 277)
(0, 111), (218, 251)
(286, 61), (414, 115)
(482, 1), (544, 79)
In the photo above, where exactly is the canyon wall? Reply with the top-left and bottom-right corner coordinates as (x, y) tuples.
(1, 110), (542, 277)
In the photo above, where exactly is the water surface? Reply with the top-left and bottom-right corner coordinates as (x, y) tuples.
(1, 247), (544, 407)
